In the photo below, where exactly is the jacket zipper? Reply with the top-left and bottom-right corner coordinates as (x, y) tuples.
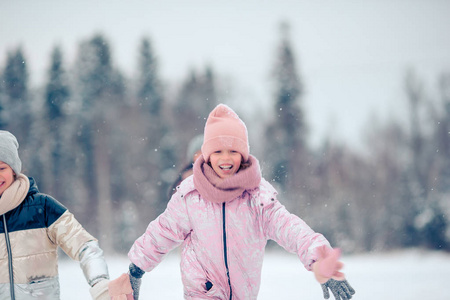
(2, 214), (15, 299)
(222, 202), (232, 300)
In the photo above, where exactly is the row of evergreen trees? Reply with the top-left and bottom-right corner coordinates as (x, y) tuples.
(1, 25), (449, 253)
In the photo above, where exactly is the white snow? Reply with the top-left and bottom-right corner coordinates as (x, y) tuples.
(59, 248), (450, 299)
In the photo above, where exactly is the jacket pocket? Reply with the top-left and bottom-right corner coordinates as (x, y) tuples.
(181, 245), (224, 298)
(16, 277), (60, 299)
(205, 280), (213, 291)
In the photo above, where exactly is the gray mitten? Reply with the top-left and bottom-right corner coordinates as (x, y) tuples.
(129, 263), (145, 300)
(321, 279), (355, 300)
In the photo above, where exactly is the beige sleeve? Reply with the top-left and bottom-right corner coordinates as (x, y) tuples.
(47, 210), (97, 260)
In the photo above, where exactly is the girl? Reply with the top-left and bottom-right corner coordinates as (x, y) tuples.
(109, 104), (355, 300)
(0, 130), (110, 300)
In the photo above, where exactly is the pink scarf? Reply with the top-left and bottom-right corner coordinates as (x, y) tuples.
(193, 155), (262, 203)
(0, 174), (30, 215)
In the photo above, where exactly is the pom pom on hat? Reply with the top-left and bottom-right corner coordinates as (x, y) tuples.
(0, 130), (22, 175)
(201, 104), (249, 162)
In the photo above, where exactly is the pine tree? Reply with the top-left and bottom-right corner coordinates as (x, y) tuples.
(73, 34), (123, 251)
(405, 69), (429, 198)
(404, 69), (447, 250)
(429, 72), (450, 250)
(2, 48), (31, 146)
(46, 46), (70, 122)
(173, 69), (201, 146)
(3, 48), (28, 101)
(44, 46), (71, 200)
(135, 36), (173, 216)
(173, 66), (217, 156)
(0, 72), (5, 128)
(436, 73), (450, 192)
(200, 65), (218, 114)
(264, 22), (308, 207)
(137, 37), (163, 115)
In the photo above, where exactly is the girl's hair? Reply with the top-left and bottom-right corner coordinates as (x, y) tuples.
(239, 160), (251, 171)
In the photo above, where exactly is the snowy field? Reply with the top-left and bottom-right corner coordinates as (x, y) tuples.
(59, 249), (450, 299)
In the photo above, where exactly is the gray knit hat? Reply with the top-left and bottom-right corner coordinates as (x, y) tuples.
(0, 130), (22, 175)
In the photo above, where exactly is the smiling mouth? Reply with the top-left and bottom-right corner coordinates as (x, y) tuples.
(220, 165), (233, 170)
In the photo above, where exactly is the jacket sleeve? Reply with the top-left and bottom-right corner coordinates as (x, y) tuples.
(128, 191), (192, 272)
(258, 181), (331, 270)
(79, 240), (110, 286)
(45, 194), (95, 259)
(46, 196), (109, 286)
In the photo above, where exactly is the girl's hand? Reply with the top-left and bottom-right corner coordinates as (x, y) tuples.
(312, 246), (344, 284)
(320, 279), (355, 300)
(89, 279), (110, 300)
(312, 246), (355, 299)
(108, 273), (133, 300)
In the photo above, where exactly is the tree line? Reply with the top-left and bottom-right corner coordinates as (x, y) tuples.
(1, 26), (449, 254)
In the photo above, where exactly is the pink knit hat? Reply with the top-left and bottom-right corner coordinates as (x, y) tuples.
(201, 104), (249, 162)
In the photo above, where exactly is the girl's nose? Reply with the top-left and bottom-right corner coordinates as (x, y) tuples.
(221, 151), (232, 159)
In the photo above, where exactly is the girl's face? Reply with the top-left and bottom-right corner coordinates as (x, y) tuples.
(0, 161), (15, 196)
(209, 149), (242, 179)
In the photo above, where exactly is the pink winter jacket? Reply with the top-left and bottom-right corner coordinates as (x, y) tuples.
(129, 175), (331, 299)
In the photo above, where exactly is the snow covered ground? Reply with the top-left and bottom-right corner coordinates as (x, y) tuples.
(59, 249), (450, 299)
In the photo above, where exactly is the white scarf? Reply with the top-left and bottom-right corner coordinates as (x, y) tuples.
(0, 174), (30, 215)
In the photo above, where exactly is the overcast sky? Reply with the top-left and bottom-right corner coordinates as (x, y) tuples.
(1, 0), (450, 148)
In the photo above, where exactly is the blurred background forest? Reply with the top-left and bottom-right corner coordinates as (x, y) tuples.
(1, 1), (449, 255)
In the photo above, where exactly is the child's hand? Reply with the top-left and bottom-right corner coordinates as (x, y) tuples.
(108, 273), (133, 300)
(312, 246), (355, 299)
(320, 279), (355, 300)
(89, 278), (110, 300)
(312, 246), (344, 283)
